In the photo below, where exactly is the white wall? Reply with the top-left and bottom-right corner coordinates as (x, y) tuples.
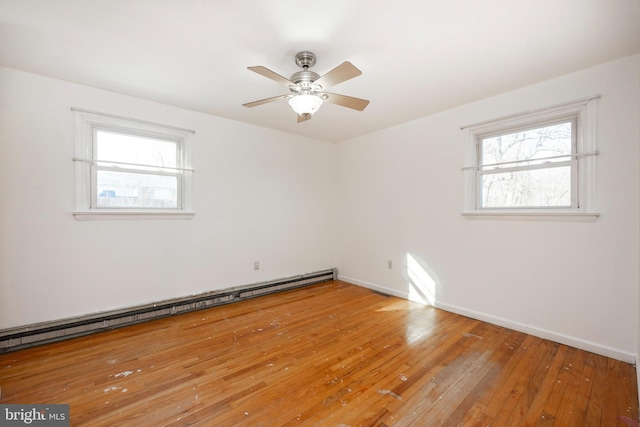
(2, 56), (639, 364)
(0, 67), (338, 329)
(337, 54), (640, 362)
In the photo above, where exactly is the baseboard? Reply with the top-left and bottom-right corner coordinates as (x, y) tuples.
(0, 268), (337, 353)
(338, 275), (410, 300)
(637, 356), (640, 409)
(435, 301), (636, 364)
(339, 275), (635, 364)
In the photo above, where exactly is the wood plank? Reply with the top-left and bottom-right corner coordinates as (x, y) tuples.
(0, 281), (636, 426)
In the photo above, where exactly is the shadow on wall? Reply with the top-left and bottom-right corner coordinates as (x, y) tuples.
(405, 253), (439, 306)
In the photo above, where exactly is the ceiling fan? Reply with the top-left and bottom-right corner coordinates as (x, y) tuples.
(242, 51), (369, 122)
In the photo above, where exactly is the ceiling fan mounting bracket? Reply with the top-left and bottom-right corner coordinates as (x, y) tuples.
(294, 51), (316, 69)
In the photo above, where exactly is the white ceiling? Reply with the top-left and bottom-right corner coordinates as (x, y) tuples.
(1, 1), (638, 142)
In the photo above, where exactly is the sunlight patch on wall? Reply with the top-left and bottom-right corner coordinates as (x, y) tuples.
(406, 253), (436, 306)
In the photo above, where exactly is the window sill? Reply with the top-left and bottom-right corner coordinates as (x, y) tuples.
(73, 211), (195, 221)
(461, 211), (599, 222)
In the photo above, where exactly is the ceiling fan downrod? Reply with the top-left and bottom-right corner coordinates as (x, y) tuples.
(290, 51), (321, 89)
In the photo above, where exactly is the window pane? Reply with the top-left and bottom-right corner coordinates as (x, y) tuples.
(96, 170), (178, 208)
(481, 166), (571, 208)
(481, 121), (572, 167)
(96, 130), (177, 169)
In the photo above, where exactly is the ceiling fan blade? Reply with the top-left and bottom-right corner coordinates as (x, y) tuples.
(313, 62), (362, 90)
(242, 94), (290, 108)
(247, 66), (296, 87)
(323, 92), (370, 111)
(297, 113), (312, 123)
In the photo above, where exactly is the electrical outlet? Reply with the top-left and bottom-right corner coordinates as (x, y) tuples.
(387, 260), (393, 269)
(254, 261), (260, 271)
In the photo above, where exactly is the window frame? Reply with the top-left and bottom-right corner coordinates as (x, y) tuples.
(462, 97), (599, 222)
(73, 109), (194, 220)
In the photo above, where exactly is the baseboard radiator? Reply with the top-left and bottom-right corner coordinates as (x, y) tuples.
(0, 268), (337, 353)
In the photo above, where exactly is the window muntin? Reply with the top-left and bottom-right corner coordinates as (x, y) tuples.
(477, 119), (577, 209)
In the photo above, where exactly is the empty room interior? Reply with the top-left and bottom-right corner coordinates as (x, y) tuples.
(1, 1), (640, 425)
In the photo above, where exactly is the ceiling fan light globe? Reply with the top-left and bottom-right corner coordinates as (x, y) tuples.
(288, 94), (323, 116)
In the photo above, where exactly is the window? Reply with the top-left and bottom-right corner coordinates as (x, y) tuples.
(462, 97), (599, 221)
(73, 109), (194, 220)
(479, 119), (576, 209)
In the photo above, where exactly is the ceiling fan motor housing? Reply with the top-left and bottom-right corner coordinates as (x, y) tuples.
(290, 70), (320, 85)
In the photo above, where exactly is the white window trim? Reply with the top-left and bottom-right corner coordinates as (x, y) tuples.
(461, 96), (600, 222)
(73, 108), (195, 220)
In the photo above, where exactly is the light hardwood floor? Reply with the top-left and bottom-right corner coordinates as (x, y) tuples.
(0, 281), (637, 426)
